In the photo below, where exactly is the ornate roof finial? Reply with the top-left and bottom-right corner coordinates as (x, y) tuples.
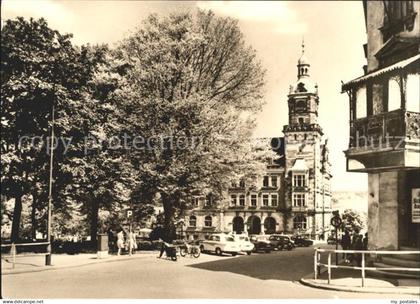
(301, 37), (305, 55)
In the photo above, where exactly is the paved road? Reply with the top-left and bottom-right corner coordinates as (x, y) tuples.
(1, 246), (414, 298)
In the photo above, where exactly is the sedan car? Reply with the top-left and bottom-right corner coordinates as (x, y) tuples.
(200, 233), (241, 256)
(292, 235), (314, 247)
(269, 234), (294, 250)
(232, 234), (255, 255)
(250, 235), (272, 253)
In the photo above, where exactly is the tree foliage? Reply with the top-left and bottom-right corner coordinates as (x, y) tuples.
(114, 11), (273, 240)
(340, 209), (365, 234)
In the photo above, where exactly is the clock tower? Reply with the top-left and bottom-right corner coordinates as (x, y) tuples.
(283, 42), (332, 238)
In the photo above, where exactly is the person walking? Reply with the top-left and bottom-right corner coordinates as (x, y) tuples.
(363, 232), (368, 250)
(116, 228), (125, 256)
(127, 231), (137, 256)
(341, 230), (351, 263)
(354, 234), (364, 266)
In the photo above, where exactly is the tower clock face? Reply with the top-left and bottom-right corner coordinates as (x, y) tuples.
(295, 100), (307, 112)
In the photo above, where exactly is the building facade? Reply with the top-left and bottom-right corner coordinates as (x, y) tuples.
(184, 46), (333, 240)
(341, 0), (420, 249)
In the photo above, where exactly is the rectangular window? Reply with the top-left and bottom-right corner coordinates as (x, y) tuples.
(250, 194), (257, 206)
(263, 176), (269, 187)
(356, 86), (367, 119)
(230, 195), (237, 206)
(293, 193), (306, 207)
(205, 197), (212, 207)
(293, 174), (306, 187)
(271, 194), (278, 207)
(263, 194), (269, 206)
(239, 180), (246, 188)
(271, 176), (278, 188)
(193, 197), (199, 206)
(239, 195), (245, 206)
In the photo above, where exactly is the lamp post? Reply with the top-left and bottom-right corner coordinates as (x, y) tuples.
(45, 100), (55, 266)
(46, 48), (59, 266)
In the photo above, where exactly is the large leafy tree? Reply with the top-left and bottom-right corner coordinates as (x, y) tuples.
(1, 17), (85, 241)
(114, 11), (274, 241)
(0, 17), (119, 242)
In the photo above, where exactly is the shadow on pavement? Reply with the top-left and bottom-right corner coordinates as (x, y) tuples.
(188, 248), (317, 281)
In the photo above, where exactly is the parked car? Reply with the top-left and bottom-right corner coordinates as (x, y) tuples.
(268, 234), (294, 250)
(292, 235), (313, 247)
(232, 234), (254, 255)
(250, 235), (272, 253)
(200, 233), (241, 256)
(136, 236), (153, 250)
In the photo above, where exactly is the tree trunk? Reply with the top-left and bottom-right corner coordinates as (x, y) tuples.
(162, 194), (177, 242)
(90, 200), (99, 249)
(11, 192), (23, 242)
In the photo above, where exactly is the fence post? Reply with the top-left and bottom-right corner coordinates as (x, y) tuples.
(314, 248), (318, 279)
(361, 252), (365, 287)
(11, 243), (16, 269)
(327, 252), (331, 284)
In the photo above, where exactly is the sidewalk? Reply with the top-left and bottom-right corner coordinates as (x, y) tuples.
(1, 251), (157, 275)
(300, 265), (420, 295)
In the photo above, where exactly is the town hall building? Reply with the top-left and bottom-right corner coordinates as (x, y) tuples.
(184, 46), (333, 240)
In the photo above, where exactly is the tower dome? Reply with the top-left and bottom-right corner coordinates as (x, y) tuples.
(290, 40), (318, 95)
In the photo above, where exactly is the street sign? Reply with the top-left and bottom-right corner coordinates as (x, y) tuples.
(127, 210), (133, 218)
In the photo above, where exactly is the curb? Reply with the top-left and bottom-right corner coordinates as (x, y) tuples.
(300, 278), (420, 296)
(2, 252), (156, 276)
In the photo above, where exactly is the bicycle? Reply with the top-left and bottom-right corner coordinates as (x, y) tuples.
(179, 241), (200, 258)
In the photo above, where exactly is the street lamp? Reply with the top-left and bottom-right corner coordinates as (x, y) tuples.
(45, 48), (59, 266)
(45, 93), (55, 266)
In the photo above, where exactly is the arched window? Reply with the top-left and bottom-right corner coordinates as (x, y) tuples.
(293, 215), (307, 229)
(204, 216), (212, 227)
(189, 216), (196, 227)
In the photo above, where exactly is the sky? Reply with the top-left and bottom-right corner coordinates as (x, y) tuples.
(1, 0), (368, 192)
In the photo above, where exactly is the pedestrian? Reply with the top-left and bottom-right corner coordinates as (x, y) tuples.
(363, 232), (368, 250)
(107, 228), (115, 253)
(127, 231), (137, 256)
(157, 238), (172, 259)
(354, 234), (364, 266)
(340, 230), (351, 263)
(116, 228), (125, 256)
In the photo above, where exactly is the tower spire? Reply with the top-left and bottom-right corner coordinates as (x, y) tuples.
(297, 39), (310, 79)
(301, 37), (305, 55)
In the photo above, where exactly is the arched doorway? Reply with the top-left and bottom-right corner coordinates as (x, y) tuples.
(264, 217), (276, 234)
(247, 216), (261, 235)
(232, 216), (244, 234)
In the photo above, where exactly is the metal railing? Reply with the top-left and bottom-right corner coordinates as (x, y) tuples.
(1, 242), (50, 269)
(314, 248), (420, 287)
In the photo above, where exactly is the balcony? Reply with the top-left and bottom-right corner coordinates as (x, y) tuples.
(346, 109), (420, 172)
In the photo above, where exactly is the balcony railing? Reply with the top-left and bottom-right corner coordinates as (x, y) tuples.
(349, 109), (420, 150)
